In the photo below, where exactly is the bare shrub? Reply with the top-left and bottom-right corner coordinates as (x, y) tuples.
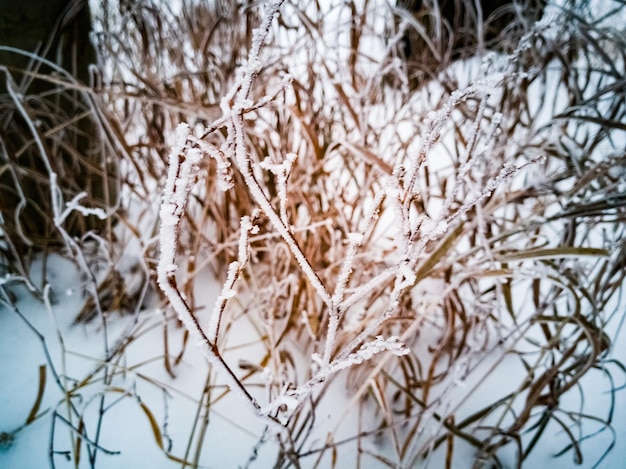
(2, 0), (624, 467)
(156, 0), (626, 466)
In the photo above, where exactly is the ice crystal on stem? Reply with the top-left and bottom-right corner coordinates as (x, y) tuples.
(157, 122), (287, 438)
(259, 152), (297, 225)
(156, 3), (290, 442)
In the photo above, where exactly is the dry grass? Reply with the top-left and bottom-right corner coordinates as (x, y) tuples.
(1, 0), (625, 467)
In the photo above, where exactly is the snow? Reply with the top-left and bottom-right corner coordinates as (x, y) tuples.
(3, 0), (626, 467)
(2, 230), (626, 467)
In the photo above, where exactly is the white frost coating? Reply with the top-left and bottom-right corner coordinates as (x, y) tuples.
(157, 0), (295, 441)
(325, 227), (367, 363)
(175, 121), (191, 142)
(231, 117), (333, 309)
(341, 267), (396, 311)
(158, 123), (194, 284)
(187, 146), (203, 163)
(207, 261), (240, 341)
(386, 181), (409, 254)
(311, 353), (324, 367)
(235, 98), (254, 111)
(260, 391), (300, 418)
(220, 288), (237, 300)
(162, 263), (178, 275)
(322, 336), (409, 378)
(218, 0), (334, 310)
(157, 121), (287, 438)
(403, 76), (505, 199)
(238, 216), (255, 267)
(432, 220), (449, 237)
(420, 217), (449, 239)
(259, 152), (297, 224)
(200, 139), (233, 191)
(262, 336), (409, 421)
(347, 232), (363, 244)
(159, 204), (179, 226)
(396, 262), (416, 290)
(55, 192), (108, 224)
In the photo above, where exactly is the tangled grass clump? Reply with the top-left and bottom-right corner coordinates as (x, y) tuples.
(1, 1), (625, 467)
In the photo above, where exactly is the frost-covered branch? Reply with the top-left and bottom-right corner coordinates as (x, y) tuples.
(231, 117), (333, 310)
(260, 335), (409, 421)
(323, 189), (386, 364)
(207, 216), (258, 342)
(157, 124), (286, 436)
(402, 77), (503, 206)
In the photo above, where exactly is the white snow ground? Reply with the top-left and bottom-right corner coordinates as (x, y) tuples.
(1, 251), (625, 468)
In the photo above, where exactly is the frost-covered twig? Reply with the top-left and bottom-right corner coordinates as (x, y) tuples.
(219, 0), (334, 311)
(336, 272), (411, 362)
(323, 189), (386, 363)
(402, 77), (503, 206)
(156, 4), (294, 440)
(260, 153), (298, 225)
(185, 3), (337, 345)
(230, 114), (334, 310)
(55, 190), (108, 226)
(260, 335), (409, 420)
(157, 124), (286, 436)
(207, 216), (258, 342)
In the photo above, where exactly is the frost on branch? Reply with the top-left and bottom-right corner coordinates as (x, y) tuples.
(326, 335), (410, 375)
(200, 139), (233, 191)
(259, 152), (297, 224)
(155, 3), (294, 440)
(157, 121), (286, 437)
(260, 335), (409, 421)
(158, 123), (202, 282)
(54, 192), (108, 226)
(207, 215), (259, 342)
(396, 261), (417, 290)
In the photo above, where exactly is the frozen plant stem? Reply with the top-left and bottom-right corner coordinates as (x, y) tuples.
(157, 0), (329, 441)
(230, 113), (333, 310)
(324, 190), (386, 363)
(156, 1), (297, 442)
(157, 124), (285, 436)
(207, 216), (257, 342)
(221, 0), (333, 311)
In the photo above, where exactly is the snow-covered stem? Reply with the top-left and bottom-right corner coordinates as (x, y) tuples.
(323, 232), (360, 363)
(207, 215), (258, 342)
(261, 335), (409, 420)
(336, 274), (410, 362)
(206, 261), (239, 343)
(260, 153), (297, 225)
(157, 124), (286, 437)
(56, 191), (108, 225)
(341, 266), (397, 311)
(238, 1), (286, 102)
(230, 113), (334, 309)
(217, 0), (334, 310)
(323, 189), (386, 364)
(401, 77), (503, 207)
(438, 95), (489, 222)
(441, 156), (546, 232)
